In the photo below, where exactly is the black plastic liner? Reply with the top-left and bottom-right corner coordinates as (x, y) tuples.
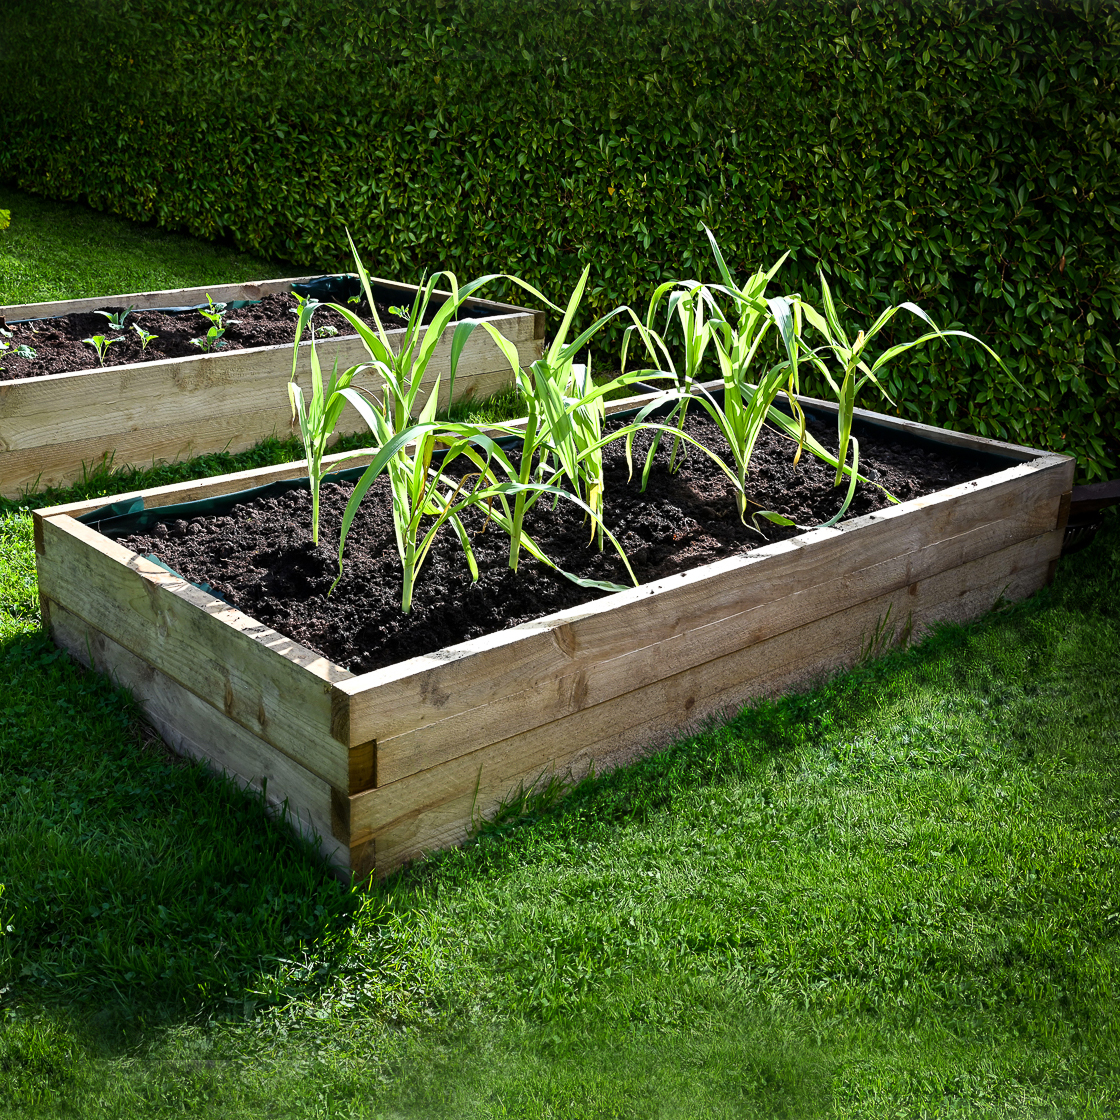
(8, 299), (261, 325)
(290, 275), (363, 304)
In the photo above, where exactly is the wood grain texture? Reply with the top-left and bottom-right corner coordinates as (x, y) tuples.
(0, 329), (535, 450)
(338, 454), (1072, 753)
(35, 513), (352, 788)
(1, 364), (517, 497)
(47, 597), (348, 874)
(372, 483), (1066, 784)
(28, 376), (1075, 880)
(357, 534), (1058, 872)
(31, 384), (657, 520)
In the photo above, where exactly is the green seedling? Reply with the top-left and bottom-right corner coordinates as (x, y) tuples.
(287, 297), (369, 546)
(190, 294), (240, 352)
(798, 272), (1013, 487)
(132, 324), (158, 353)
(96, 306), (134, 331)
(387, 304), (411, 322)
(82, 334), (124, 366)
(624, 230), (885, 532)
(309, 233), (635, 611)
(0, 340), (36, 361)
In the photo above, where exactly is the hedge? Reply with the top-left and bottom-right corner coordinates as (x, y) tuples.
(2, 0), (1117, 478)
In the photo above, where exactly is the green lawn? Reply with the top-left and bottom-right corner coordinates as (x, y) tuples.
(1, 188), (1118, 1119)
(0, 185), (278, 306)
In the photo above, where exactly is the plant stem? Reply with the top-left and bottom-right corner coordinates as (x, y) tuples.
(509, 403), (538, 572)
(402, 537), (416, 613)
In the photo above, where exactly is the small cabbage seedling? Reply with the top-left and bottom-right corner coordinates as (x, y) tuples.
(96, 307), (134, 332)
(82, 334), (124, 366)
(190, 294), (240, 353)
(0, 340), (36, 361)
(132, 324), (158, 353)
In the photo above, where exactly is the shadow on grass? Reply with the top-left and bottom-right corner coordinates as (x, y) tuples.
(0, 624), (364, 1034)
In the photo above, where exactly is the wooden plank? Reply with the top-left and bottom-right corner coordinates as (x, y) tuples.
(1, 274), (539, 326)
(47, 597), (348, 874)
(372, 487), (1067, 784)
(1, 278), (301, 322)
(336, 454), (1072, 749)
(0, 322), (538, 448)
(35, 513), (353, 788)
(33, 383), (645, 521)
(351, 535), (1057, 871)
(1, 364), (516, 498)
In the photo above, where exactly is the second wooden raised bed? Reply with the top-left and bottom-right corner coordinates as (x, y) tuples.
(33, 390), (1073, 879)
(1, 276), (543, 497)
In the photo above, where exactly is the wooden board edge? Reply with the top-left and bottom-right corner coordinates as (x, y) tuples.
(46, 596), (350, 877)
(2, 275), (541, 328)
(371, 498), (1067, 782)
(29, 380), (1060, 521)
(360, 543), (1056, 872)
(338, 452), (1071, 732)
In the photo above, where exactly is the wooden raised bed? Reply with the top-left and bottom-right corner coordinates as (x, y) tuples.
(33, 390), (1074, 879)
(1, 277), (543, 497)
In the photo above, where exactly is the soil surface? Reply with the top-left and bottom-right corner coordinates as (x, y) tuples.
(110, 411), (995, 675)
(0, 286), (461, 381)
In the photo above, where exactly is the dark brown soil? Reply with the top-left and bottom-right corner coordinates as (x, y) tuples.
(0, 289), (421, 381)
(110, 411), (996, 675)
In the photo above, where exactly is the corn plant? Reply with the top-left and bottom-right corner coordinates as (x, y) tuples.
(287, 297), (369, 546)
(620, 271), (723, 474)
(460, 265), (671, 564)
(799, 272), (1012, 487)
(624, 232), (878, 530)
(330, 401), (638, 611)
(82, 334), (123, 366)
(472, 278), (740, 571)
(619, 235), (804, 520)
(322, 230), (503, 437)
